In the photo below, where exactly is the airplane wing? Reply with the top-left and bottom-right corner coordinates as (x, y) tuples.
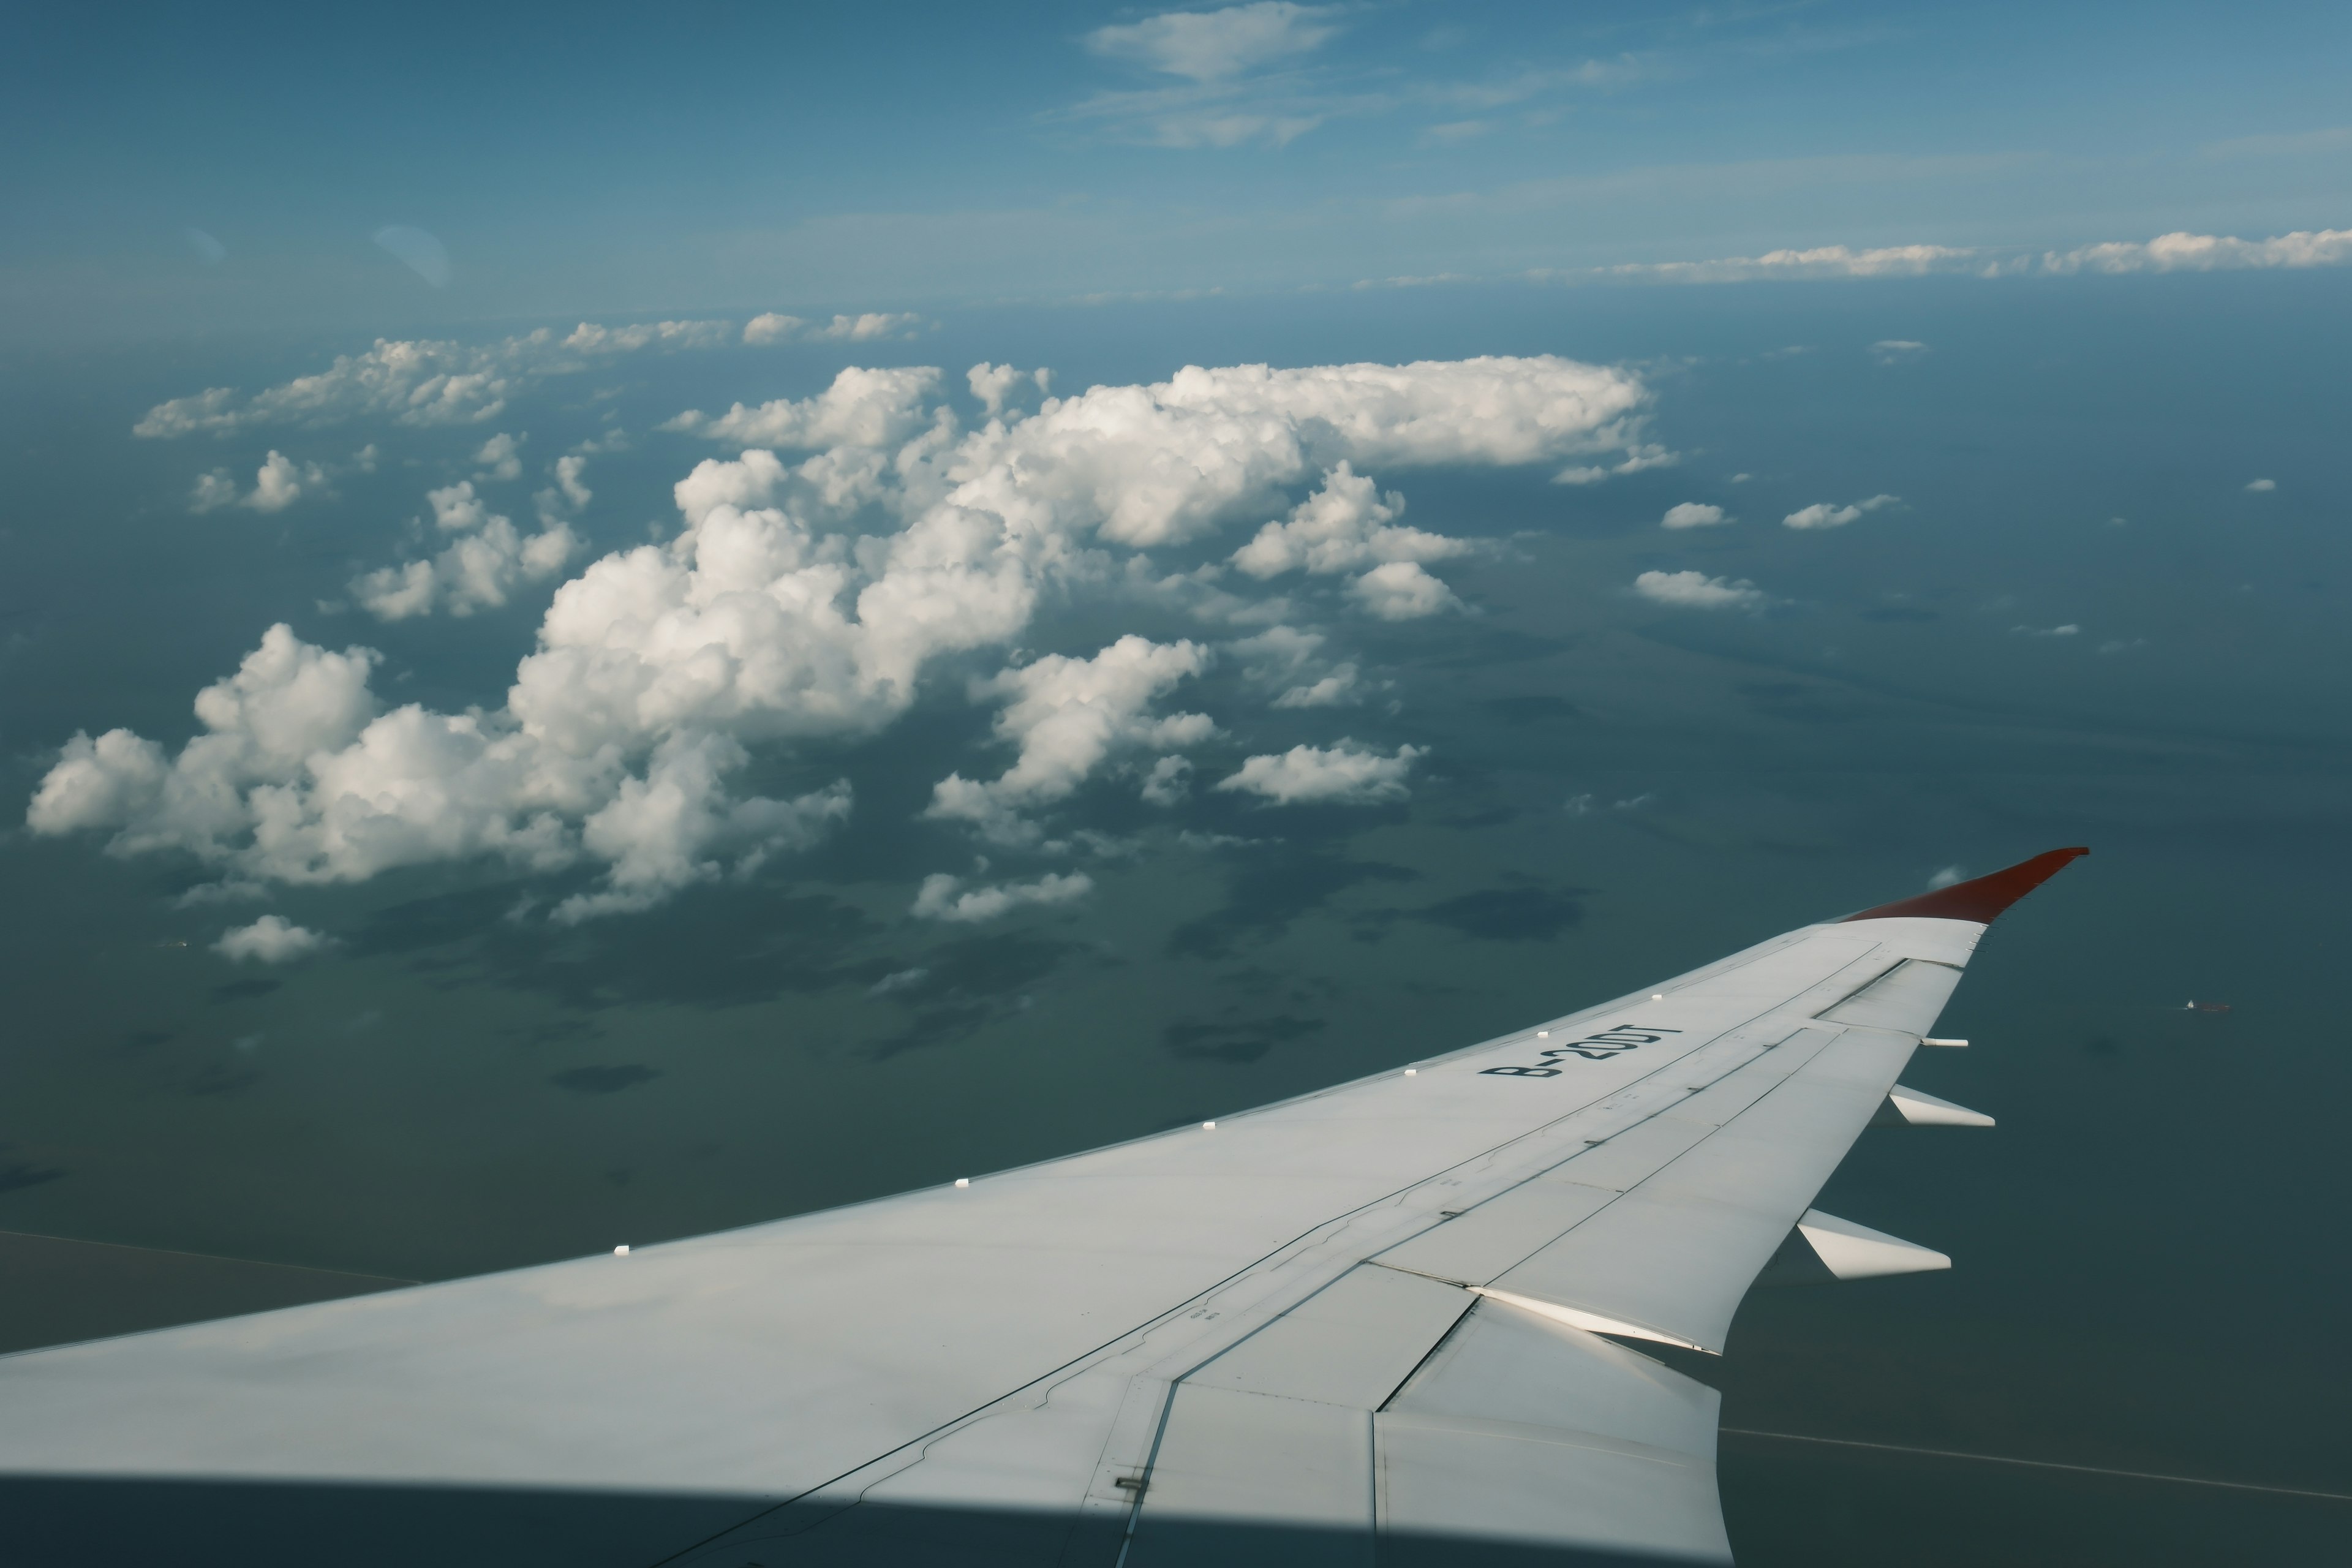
(0, 849), (2086, 1567)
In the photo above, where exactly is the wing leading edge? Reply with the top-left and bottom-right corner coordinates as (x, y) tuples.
(0, 851), (2085, 1567)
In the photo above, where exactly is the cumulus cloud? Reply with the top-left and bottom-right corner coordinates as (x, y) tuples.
(2011, 623), (2081, 638)
(665, 366), (946, 450)
(1632, 570), (1766, 610)
(352, 483), (578, 620)
(554, 741), (851, 922)
(911, 870), (1093, 922)
(213, 914), (332, 963)
(744, 311), (924, 344)
(45, 351), (1642, 919)
(1660, 502), (1729, 529)
(1231, 625), (1359, 707)
(190, 451), (323, 514)
(135, 320), (734, 438)
(473, 432), (523, 481)
(1216, 740), (1422, 805)
(1087, 2), (1340, 81)
(188, 470), (239, 513)
(968, 362), (1052, 417)
(1348, 560), (1463, 619)
(1927, 865), (1966, 889)
(1272, 666), (1360, 707)
(1783, 494), (1899, 529)
(1140, 754), (1193, 805)
(1871, 339), (1930, 363)
(1549, 444), (1676, 486)
(2246, 477), (2277, 492)
(1231, 462), (1466, 577)
(927, 636), (1213, 842)
(533, 453), (594, 524)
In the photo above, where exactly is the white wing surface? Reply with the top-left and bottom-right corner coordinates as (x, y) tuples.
(0, 850), (2087, 1567)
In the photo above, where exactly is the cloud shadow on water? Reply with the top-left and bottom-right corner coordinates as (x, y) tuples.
(1410, 886), (1587, 942)
(1169, 846), (1419, 959)
(355, 881), (885, 1012)
(861, 932), (1095, 1060)
(548, 1066), (662, 1095)
(1162, 1012), (1327, 1064)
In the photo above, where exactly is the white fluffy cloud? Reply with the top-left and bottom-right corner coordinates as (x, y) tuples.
(1660, 502), (1729, 529)
(1348, 560), (1463, 619)
(536, 453), (594, 522)
(968, 362), (1052, 417)
(1549, 444), (1677, 486)
(1632, 570), (1765, 610)
(1087, 2), (1340, 81)
(665, 366), (946, 450)
(135, 321), (734, 438)
(352, 483), (578, 620)
(473, 432), (523, 481)
(554, 739), (851, 923)
(190, 451), (323, 514)
(2246, 477), (2277, 492)
(43, 352), (1643, 918)
(1216, 740), (1423, 805)
(1232, 625), (1360, 707)
(1783, 494), (1898, 530)
(743, 312), (924, 345)
(1140, 755), (1193, 805)
(213, 914), (331, 963)
(928, 636), (1213, 842)
(1231, 462), (1467, 577)
(911, 870), (1093, 922)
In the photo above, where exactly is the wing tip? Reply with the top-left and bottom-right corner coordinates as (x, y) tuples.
(1840, 846), (2089, 925)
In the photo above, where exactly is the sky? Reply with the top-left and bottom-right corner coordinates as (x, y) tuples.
(2, 5), (2350, 1564)
(6, 1), (2352, 342)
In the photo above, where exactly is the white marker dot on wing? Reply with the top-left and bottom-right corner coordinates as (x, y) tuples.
(1202, 1121), (1216, 1131)
(954, 1178), (970, 1188)
(1404, 1068), (1417, 1076)
(612, 1245), (630, 1256)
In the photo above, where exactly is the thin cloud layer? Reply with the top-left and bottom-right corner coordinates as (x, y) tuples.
(1088, 4), (1340, 83)
(742, 312), (924, 345)
(134, 320), (736, 437)
(36, 352), (1649, 918)
(1559, 226), (2352, 288)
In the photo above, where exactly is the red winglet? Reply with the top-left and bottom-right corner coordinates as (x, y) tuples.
(1841, 847), (2089, 925)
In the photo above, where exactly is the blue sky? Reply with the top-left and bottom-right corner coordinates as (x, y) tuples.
(6, 1), (2351, 341)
